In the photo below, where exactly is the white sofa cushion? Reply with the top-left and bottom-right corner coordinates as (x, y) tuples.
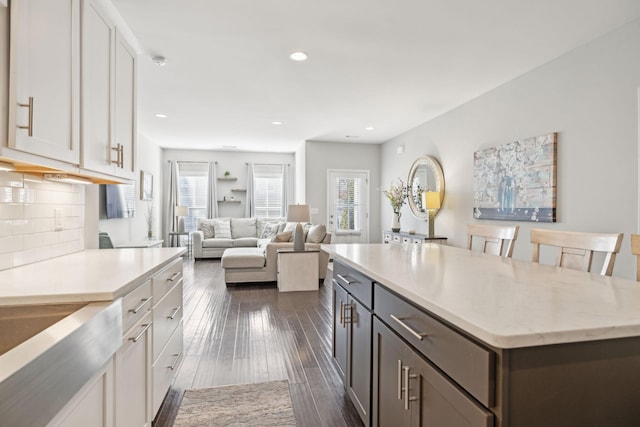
(259, 222), (280, 239)
(203, 238), (233, 248)
(233, 237), (259, 247)
(213, 218), (232, 239)
(231, 217), (257, 239)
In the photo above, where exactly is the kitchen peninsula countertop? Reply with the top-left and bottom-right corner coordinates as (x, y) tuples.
(0, 248), (185, 306)
(323, 243), (640, 349)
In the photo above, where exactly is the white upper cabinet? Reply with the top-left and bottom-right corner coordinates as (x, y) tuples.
(80, 0), (137, 180)
(113, 28), (137, 179)
(81, 0), (115, 176)
(8, 0), (81, 165)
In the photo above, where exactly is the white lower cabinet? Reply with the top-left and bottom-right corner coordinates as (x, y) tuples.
(48, 359), (115, 427)
(152, 320), (184, 415)
(114, 311), (152, 427)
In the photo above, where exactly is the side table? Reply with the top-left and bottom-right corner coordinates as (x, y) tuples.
(169, 232), (191, 257)
(277, 248), (319, 292)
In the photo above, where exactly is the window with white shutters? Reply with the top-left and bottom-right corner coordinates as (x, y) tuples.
(253, 164), (284, 218)
(177, 162), (208, 231)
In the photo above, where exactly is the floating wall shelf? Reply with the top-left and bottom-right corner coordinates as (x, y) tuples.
(217, 177), (237, 181)
(218, 200), (241, 203)
(231, 188), (246, 192)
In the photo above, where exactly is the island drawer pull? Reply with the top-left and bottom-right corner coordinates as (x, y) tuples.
(129, 322), (152, 343)
(403, 366), (418, 410)
(129, 297), (152, 314)
(167, 272), (181, 282)
(168, 352), (183, 370)
(390, 314), (428, 340)
(397, 360), (403, 400)
(168, 306), (182, 320)
(336, 274), (357, 285)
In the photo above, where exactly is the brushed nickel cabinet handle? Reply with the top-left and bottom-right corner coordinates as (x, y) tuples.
(390, 314), (428, 340)
(336, 274), (356, 285)
(339, 300), (344, 326)
(397, 359), (403, 400)
(17, 96), (34, 136)
(168, 306), (182, 320)
(129, 297), (152, 314)
(111, 143), (123, 167)
(403, 366), (417, 410)
(168, 352), (183, 370)
(129, 322), (152, 343)
(167, 272), (181, 282)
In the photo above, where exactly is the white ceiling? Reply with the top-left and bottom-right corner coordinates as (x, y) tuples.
(112, 0), (640, 153)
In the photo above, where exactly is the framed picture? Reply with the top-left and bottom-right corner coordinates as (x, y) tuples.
(140, 170), (153, 200)
(473, 132), (557, 222)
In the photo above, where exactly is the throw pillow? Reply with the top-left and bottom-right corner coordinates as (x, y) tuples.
(272, 231), (293, 242)
(260, 222), (280, 239)
(306, 224), (327, 243)
(213, 218), (232, 239)
(199, 221), (216, 239)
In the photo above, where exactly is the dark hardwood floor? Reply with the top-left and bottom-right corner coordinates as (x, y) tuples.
(153, 258), (364, 427)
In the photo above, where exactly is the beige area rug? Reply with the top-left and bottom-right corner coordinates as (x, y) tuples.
(173, 380), (297, 426)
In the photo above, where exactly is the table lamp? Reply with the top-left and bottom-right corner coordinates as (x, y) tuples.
(287, 204), (311, 251)
(422, 192), (441, 238)
(175, 205), (189, 233)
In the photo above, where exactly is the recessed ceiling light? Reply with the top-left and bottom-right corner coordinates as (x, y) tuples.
(151, 56), (167, 66)
(365, 126), (374, 131)
(155, 113), (167, 118)
(222, 145), (237, 149)
(289, 51), (308, 62)
(271, 121), (283, 125)
(345, 135), (359, 139)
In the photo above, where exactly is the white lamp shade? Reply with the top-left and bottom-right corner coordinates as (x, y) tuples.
(287, 204), (311, 223)
(423, 192), (441, 210)
(175, 206), (189, 217)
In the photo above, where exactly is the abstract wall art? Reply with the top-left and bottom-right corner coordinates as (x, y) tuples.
(473, 132), (557, 222)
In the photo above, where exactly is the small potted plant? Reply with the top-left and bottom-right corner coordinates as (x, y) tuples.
(224, 170), (231, 178)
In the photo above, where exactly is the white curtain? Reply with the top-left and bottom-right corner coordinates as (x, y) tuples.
(206, 161), (219, 218)
(245, 162), (254, 217)
(282, 164), (289, 218)
(164, 160), (179, 243)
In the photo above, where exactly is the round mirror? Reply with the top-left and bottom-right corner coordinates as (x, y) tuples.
(407, 156), (445, 220)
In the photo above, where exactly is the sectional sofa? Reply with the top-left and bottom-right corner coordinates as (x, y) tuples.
(191, 217), (332, 283)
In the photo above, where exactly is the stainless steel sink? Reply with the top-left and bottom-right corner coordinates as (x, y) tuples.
(0, 299), (122, 426)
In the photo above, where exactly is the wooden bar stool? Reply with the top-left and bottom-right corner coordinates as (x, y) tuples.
(530, 228), (623, 276)
(466, 224), (519, 257)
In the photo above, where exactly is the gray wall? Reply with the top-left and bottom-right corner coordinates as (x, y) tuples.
(382, 19), (640, 279)
(305, 141), (382, 241)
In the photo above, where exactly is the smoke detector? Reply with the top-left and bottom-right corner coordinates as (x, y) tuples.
(151, 56), (167, 66)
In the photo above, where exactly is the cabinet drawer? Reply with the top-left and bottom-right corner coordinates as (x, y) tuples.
(122, 279), (152, 334)
(383, 233), (392, 243)
(333, 261), (373, 310)
(153, 281), (183, 361)
(392, 235), (402, 243)
(374, 284), (494, 407)
(152, 257), (183, 302)
(152, 321), (183, 416)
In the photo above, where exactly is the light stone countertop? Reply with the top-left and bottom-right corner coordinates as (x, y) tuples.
(0, 248), (186, 306)
(323, 243), (640, 349)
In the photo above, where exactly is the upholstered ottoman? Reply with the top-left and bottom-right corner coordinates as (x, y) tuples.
(221, 247), (269, 284)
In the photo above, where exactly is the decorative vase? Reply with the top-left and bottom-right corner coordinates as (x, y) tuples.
(391, 212), (401, 232)
(147, 230), (153, 239)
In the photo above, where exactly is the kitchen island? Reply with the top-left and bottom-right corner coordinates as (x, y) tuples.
(324, 243), (640, 427)
(0, 248), (185, 427)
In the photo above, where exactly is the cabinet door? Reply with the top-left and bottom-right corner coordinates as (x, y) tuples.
(81, 0), (115, 175)
(372, 318), (412, 427)
(332, 280), (348, 382)
(347, 295), (372, 425)
(114, 29), (136, 179)
(115, 316), (152, 427)
(9, 0), (80, 164)
(410, 349), (493, 427)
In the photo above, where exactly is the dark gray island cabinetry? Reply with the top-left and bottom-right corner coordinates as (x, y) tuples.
(325, 243), (640, 427)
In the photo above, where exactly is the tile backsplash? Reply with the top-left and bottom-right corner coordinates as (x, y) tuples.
(0, 171), (85, 271)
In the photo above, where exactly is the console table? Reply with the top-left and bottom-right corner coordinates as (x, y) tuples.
(383, 230), (447, 245)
